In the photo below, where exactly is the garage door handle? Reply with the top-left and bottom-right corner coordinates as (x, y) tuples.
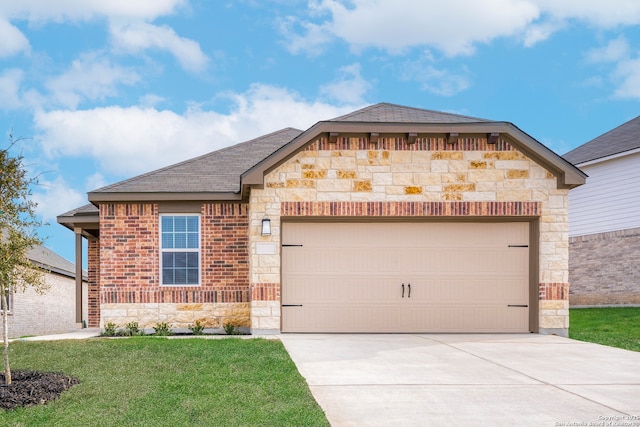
(282, 304), (303, 307)
(407, 283), (411, 298)
(401, 283), (405, 298)
(507, 304), (528, 307)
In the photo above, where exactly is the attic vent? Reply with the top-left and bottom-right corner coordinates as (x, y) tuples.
(487, 133), (499, 144)
(407, 132), (417, 144)
(329, 132), (339, 144)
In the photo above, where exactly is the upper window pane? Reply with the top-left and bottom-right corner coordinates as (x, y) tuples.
(161, 216), (199, 249)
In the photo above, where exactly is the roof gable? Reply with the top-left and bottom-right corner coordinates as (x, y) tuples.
(244, 104), (585, 190)
(564, 115), (640, 165)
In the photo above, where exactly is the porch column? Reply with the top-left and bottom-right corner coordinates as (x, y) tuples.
(74, 227), (83, 325)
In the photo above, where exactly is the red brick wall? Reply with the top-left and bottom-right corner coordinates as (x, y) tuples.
(99, 202), (250, 306)
(201, 203), (250, 303)
(87, 238), (100, 327)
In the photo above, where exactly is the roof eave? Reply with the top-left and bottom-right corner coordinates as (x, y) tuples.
(87, 191), (243, 203)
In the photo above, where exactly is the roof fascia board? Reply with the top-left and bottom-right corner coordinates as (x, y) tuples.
(87, 191), (243, 203)
(503, 124), (587, 188)
(242, 121), (586, 189)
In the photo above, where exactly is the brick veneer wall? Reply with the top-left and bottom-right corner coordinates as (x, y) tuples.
(7, 272), (86, 338)
(249, 135), (571, 334)
(99, 202), (251, 328)
(569, 227), (640, 306)
(87, 238), (100, 327)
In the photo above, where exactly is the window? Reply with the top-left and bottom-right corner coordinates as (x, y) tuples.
(160, 215), (200, 285)
(1, 289), (11, 313)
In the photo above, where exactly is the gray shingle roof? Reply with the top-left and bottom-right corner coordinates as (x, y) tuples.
(78, 103), (584, 201)
(329, 102), (490, 123)
(27, 246), (80, 278)
(91, 128), (302, 194)
(59, 203), (98, 217)
(563, 115), (640, 165)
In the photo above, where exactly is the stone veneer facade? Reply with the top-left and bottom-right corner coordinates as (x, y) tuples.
(93, 134), (572, 335)
(569, 227), (640, 306)
(250, 135), (571, 335)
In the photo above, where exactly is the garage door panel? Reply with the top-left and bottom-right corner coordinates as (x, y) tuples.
(283, 277), (400, 303)
(282, 221), (530, 333)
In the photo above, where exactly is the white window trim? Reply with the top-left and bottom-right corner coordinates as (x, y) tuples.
(159, 214), (201, 286)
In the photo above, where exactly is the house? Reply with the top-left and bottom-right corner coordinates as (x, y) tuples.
(57, 103), (585, 336)
(6, 245), (87, 338)
(564, 116), (640, 306)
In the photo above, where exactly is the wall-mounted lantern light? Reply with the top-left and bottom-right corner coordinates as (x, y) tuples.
(261, 216), (271, 236)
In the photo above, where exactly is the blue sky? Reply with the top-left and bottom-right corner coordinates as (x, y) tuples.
(2, 0), (640, 264)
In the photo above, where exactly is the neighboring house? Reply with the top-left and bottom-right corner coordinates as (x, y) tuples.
(6, 245), (88, 338)
(564, 116), (640, 306)
(57, 103), (585, 336)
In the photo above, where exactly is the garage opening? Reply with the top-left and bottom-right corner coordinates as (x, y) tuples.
(281, 221), (531, 333)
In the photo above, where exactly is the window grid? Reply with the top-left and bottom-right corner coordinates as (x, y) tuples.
(160, 215), (200, 286)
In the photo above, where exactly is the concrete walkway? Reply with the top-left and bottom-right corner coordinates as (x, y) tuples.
(280, 334), (640, 427)
(10, 328), (102, 342)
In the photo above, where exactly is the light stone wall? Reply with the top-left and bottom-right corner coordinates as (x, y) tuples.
(101, 302), (250, 329)
(248, 139), (570, 333)
(539, 300), (570, 329)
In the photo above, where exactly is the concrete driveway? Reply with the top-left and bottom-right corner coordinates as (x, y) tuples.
(280, 334), (640, 426)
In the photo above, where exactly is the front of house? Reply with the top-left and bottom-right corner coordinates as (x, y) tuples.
(58, 103), (585, 336)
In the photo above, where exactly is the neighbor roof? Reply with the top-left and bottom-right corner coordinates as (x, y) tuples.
(564, 115), (640, 165)
(27, 245), (85, 279)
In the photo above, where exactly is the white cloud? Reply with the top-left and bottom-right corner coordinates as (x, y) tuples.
(0, 0), (186, 23)
(586, 36), (629, 63)
(400, 60), (471, 96)
(45, 52), (140, 109)
(138, 93), (166, 108)
(0, 69), (25, 110)
(584, 36), (640, 99)
(0, 1), (205, 71)
(284, 0), (640, 56)
(0, 18), (29, 57)
(613, 58), (640, 99)
(320, 63), (371, 104)
(530, 0), (640, 28)
(109, 21), (208, 73)
(34, 84), (360, 176)
(284, 0), (540, 56)
(32, 176), (87, 223)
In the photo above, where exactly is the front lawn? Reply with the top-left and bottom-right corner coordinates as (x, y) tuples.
(0, 337), (329, 426)
(569, 307), (640, 352)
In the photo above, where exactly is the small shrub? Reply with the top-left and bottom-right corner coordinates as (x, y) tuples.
(153, 322), (172, 336)
(103, 322), (117, 336)
(125, 321), (142, 336)
(223, 322), (239, 335)
(188, 320), (205, 335)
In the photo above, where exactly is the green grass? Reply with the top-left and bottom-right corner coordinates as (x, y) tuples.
(0, 338), (329, 427)
(570, 307), (640, 352)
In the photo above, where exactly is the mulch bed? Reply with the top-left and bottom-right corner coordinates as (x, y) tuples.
(0, 370), (79, 410)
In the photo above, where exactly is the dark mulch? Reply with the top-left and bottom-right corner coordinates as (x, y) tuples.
(0, 370), (79, 410)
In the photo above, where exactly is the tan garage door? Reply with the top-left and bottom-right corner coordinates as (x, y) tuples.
(281, 221), (530, 333)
